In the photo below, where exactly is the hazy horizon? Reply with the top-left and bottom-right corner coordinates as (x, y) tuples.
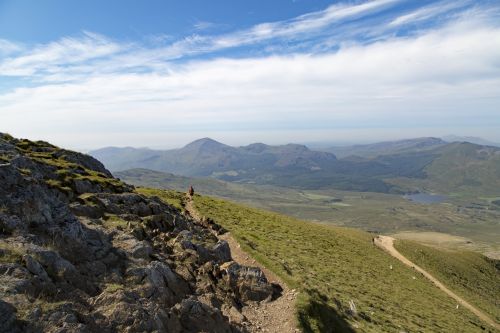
(0, 131), (500, 152)
(51, 133), (500, 152)
(1, 0), (500, 149)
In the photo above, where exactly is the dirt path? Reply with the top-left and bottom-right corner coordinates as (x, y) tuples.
(185, 196), (299, 333)
(374, 235), (499, 330)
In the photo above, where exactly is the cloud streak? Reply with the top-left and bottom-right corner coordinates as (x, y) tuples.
(0, 31), (127, 77)
(389, 0), (471, 26)
(0, 0), (404, 80)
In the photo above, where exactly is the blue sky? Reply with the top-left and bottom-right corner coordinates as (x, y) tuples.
(0, 0), (499, 149)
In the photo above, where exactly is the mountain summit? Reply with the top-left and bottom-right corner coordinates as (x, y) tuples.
(182, 138), (231, 152)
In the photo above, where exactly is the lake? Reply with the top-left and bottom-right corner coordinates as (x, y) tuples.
(404, 193), (447, 204)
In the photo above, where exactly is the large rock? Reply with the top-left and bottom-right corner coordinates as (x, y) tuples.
(23, 254), (49, 281)
(113, 234), (152, 260)
(73, 178), (98, 194)
(70, 202), (103, 219)
(0, 300), (21, 333)
(145, 261), (190, 304)
(212, 240), (232, 263)
(221, 262), (275, 302)
(175, 297), (240, 333)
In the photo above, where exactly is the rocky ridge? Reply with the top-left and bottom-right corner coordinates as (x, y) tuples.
(0, 133), (281, 333)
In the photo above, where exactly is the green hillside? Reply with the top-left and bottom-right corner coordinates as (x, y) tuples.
(395, 240), (500, 323)
(139, 188), (497, 332)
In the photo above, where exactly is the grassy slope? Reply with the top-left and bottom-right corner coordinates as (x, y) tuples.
(195, 195), (498, 332)
(139, 188), (494, 332)
(395, 240), (500, 323)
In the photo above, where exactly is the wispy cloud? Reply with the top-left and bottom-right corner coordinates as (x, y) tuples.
(0, 39), (23, 56)
(193, 20), (219, 31)
(211, 0), (401, 46)
(0, 31), (126, 77)
(389, 0), (472, 26)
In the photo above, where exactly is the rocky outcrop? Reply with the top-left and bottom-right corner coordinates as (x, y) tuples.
(0, 133), (276, 333)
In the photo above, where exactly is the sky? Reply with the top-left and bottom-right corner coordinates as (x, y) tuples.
(0, 0), (499, 149)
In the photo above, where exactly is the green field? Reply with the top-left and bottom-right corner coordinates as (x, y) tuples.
(139, 188), (498, 332)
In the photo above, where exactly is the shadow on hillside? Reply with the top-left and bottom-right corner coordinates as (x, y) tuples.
(298, 289), (355, 333)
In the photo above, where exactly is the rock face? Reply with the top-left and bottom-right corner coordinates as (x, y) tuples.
(0, 133), (276, 333)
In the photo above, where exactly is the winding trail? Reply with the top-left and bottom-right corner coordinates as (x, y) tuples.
(374, 235), (499, 330)
(184, 196), (299, 333)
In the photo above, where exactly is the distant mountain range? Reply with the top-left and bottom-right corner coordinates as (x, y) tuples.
(92, 137), (338, 175)
(91, 137), (500, 195)
(323, 137), (447, 158)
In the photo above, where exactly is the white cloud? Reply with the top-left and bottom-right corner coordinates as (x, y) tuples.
(0, 1), (499, 148)
(1, 15), (499, 148)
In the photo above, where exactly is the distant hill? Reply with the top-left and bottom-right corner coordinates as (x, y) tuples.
(93, 138), (500, 196)
(388, 142), (500, 196)
(442, 135), (500, 147)
(323, 137), (447, 158)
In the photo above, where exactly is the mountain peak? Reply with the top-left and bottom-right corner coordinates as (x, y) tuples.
(241, 143), (269, 153)
(183, 138), (225, 149)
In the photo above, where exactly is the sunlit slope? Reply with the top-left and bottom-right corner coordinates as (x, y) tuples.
(138, 188), (494, 332)
(395, 240), (500, 323)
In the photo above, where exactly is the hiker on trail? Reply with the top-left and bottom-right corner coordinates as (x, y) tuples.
(188, 185), (194, 197)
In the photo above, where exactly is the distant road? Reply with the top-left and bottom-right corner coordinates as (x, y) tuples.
(374, 235), (499, 330)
